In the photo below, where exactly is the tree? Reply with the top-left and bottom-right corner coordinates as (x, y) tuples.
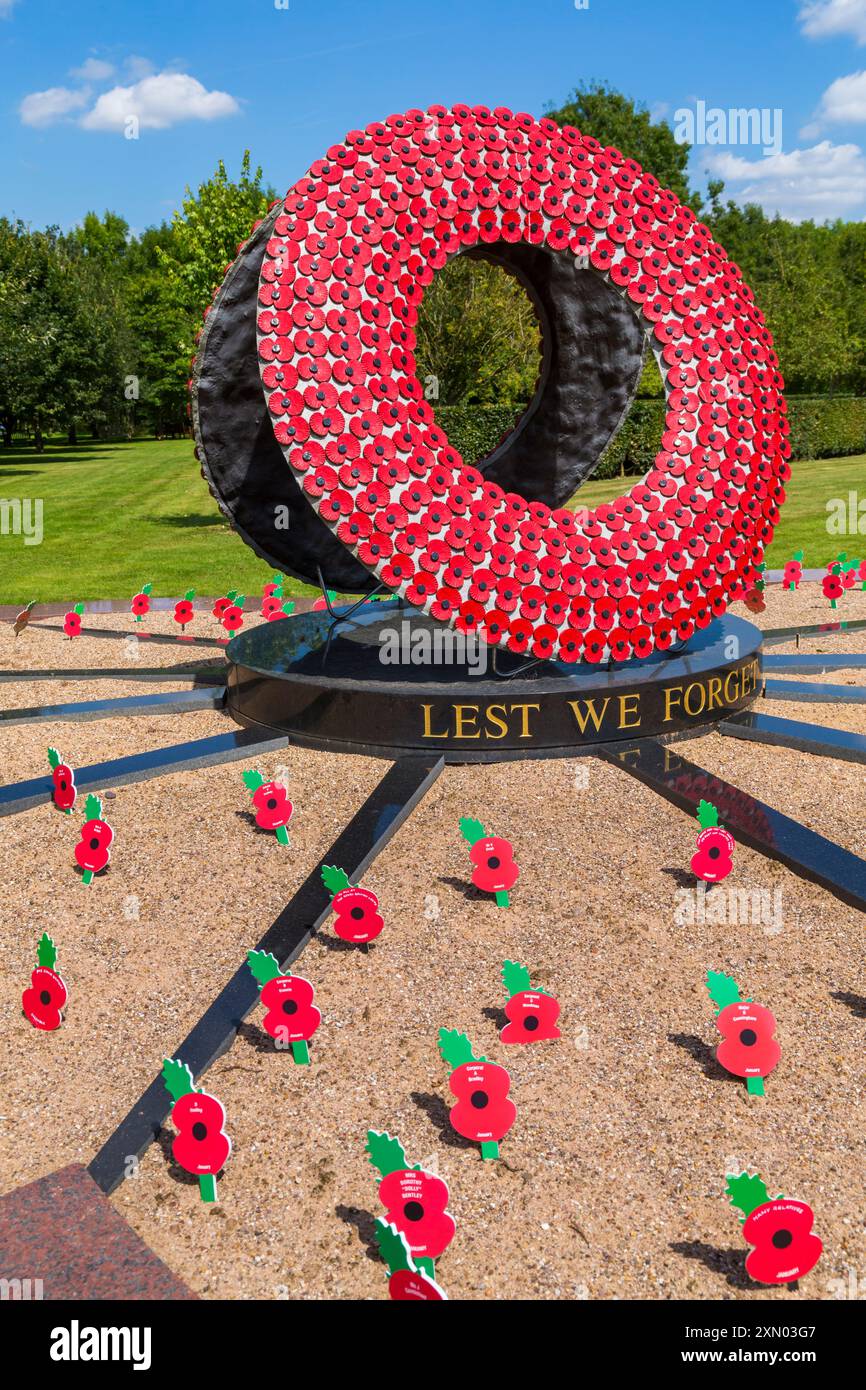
(414, 256), (541, 407)
(546, 83), (701, 210)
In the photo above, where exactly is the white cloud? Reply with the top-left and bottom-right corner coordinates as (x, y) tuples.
(706, 140), (866, 220)
(799, 0), (866, 44)
(125, 55), (155, 80)
(80, 71), (239, 132)
(19, 85), (91, 128)
(815, 69), (866, 122)
(70, 57), (116, 82)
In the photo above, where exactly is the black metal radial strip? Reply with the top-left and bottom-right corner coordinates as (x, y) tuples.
(761, 618), (866, 648)
(30, 622), (229, 650)
(597, 737), (866, 913)
(87, 754), (444, 1195)
(721, 710), (866, 765)
(0, 667), (226, 684)
(0, 686), (226, 728)
(0, 728), (287, 817)
(763, 652), (866, 675)
(763, 677), (866, 704)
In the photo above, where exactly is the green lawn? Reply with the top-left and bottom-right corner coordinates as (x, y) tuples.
(1, 436), (864, 603)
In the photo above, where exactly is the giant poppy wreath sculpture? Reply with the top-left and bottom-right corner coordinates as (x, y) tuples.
(238, 102), (788, 664)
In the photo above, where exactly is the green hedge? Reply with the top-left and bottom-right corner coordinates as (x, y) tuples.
(436, 396), (866, 479)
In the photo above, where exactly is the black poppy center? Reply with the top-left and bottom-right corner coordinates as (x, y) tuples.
(739, 1028), (758, 1047)
(192, 1122), (208, 1141)
(89, 837), (100, 851)
(470, 1091), (489, 1109)
(267, 797), (278, 810)
(487, 856), (500, 870)
(772, 1229), (793, 1250)
(40, 989), (52, 1006)
(404, 1200), (425, 1222)
(282, 999), (299, 1016)
(523, 1015), (540, 1032)
(708, 846), (720, 859)
(350, 906), (365, 920)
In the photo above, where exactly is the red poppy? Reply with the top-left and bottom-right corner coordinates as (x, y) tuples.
(214, 592), (238, 621)
(690, 801), (734, 883)
(823, 570), (843, 606)
(716, 1001), (780, 1089)
(439, 1030), (516, 1159)
(247, 950), (320, 1063)
(48, 747), (76, 814)
(174, 589), (196, 630)
(743, 1200), (822, 1286)
(74, 795), (113, 885)
(366, 1130), (456, 1265)
(222, 599), (246, 633)
(172, 1093), (231, 1180)
(131, 584), (152, 621)
(500, 960), (560, 1044)
(261, 594), (285, 619)
(21, 934), (67, 1031)
(63, 606), (84, 639)
(243, 770), (293, 844)
(459, 817), (518, 906)
(322, 865), (384, 942)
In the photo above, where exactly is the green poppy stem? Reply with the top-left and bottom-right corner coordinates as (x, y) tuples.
(746, 1076), (765, 1096)
(494, 890), (509, 907)
(415, 1256), (435, 1279)
(480, 1140), (500, 1161)
(291, 1040), (310, 1066)
(199, 1173), (217, 1203)
(81, 869), (94, 886)
(275, 824), (291, 846)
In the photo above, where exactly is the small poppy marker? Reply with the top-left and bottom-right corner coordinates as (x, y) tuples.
(242, 770), (293, 844)
(262, 572), (284, 599)
(312, 588), (338, 611)
(221, 595), (245, 635)
(74, 793), (113, 885)
(438, 1028), (516, 1161)
(162, 1058), (231, 1204)
(47, 747), (76, 814)
(265, 597), (295, 623)
(174, 589), (195, 633)
(212, 590), (238, 622)
(823, 563), (843, 610)
(458, 817), (519, 907)
(690, 800), (734, 883)
(706, 971), (780, 1096)
(247, 950), (320, 1064)
(22, 933), (67, 1031)
(726, 1172), (822, 1285)
(366, 1130), (456, 1278)
(63, 603), (84, 639)
(374, 1219), (447, 1301)
(500, 960), (560, 1044)
(782, 552), (803, 591)
(321, 865), (383, 943)
(131, 583), (152, 623)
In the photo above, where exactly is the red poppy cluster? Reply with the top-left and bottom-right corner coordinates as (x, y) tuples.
(251, 104), (788, 662)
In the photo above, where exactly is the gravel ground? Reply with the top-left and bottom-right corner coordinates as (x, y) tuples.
(1, 592), (864, 1301)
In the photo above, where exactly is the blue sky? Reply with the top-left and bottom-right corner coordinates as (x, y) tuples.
(3, 0), (866, 231)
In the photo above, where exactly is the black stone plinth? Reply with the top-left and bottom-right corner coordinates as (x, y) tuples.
(225, 604), (764, 762)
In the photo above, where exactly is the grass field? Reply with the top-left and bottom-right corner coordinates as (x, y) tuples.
(1, 436), (864, 602)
